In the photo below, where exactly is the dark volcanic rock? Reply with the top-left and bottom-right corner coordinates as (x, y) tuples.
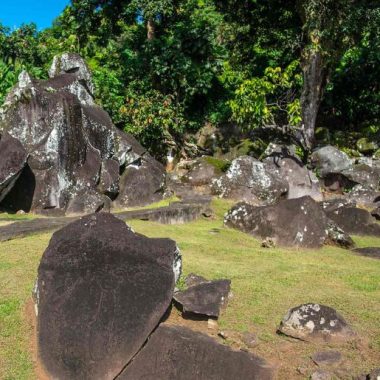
(36, 213), (181, 380)
(326, 207), (380, 236)
(371, 206), (380, 220)
(116, 156), (165, 207)
(184, 273), (208, 288)
(0, 54), (165, 214)
(118, 325), (274, 380)
(278, 303), (355, 342)
(312, 351), (342, 366)
(348, 184), (380, 209)
(0, 133), (28, 204)
(352, 247), (380, 259)
(224, 196), (328, 248)
(66, 189), (111, 215)
(174, 279), (231, 318)
(212, 155), (288, 204)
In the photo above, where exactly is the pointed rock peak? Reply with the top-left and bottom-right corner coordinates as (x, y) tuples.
(18, 70), (33, 88)
(48, 52), (94, 93)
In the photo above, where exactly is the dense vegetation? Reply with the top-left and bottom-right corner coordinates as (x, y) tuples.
(0, 0), (379, 160)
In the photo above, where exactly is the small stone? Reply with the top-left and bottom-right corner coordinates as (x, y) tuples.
(311, 369), (333, 380)
(242, 332), (258, 348)
(312, 350), (342, 366)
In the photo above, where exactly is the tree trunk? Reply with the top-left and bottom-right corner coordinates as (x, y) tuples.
(300, 50), (327, 151)
(147, 18), (155, 41)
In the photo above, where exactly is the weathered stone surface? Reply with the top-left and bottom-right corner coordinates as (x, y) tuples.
(174, 279), (231, 318)
(66, 189), (111, 215)
(116, 155), (165, 207)
(311, 146), (352, 177)
(48, 52), (95, 96)
(278, 303), (355, 342)
(320, 198), (356, 214)
(311, 369), (333, 380)
(212, 155), (288, 204)
(341, 164), (380, 189)
(118, 325), (274, 380)
(98, 159), (119, 197)
(36, 213), (180, 380)
(0, 133), (28, 204)
(326, 206), (380, 236)
(0, 54), (165, 214)
(224, 196), (328, 248)
(352, 247), (380, 260)
(264, 149), (322, 200)
(182, 158), (223, 186)
(184, 273), (208, 288)
(312, 351), (342, 366)
(325, 219), (355, 249)
(348, 184), (380, 208)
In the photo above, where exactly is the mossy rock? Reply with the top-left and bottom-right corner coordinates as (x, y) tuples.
(356, 137), (378, 154)
(315, 127), (331, 144)
(203, 156), (231, 173)
(220, 138), (267, 160)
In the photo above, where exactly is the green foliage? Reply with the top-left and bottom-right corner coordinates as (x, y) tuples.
(228, 61), (302, 130)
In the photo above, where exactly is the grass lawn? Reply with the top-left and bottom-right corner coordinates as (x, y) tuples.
(0, 199), (379, 379)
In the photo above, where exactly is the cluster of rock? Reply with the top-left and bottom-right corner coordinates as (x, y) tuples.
(35, 213), (273, 379)
(0, 53), (165, 215)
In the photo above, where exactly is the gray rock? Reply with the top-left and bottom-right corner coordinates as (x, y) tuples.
(311, 369), (333, 380)
(312, 350), (342, 366)
(174, 279), (231, 318)
(98, 158), (120, 197)
(264, 149), (322, 201)
(325, 219), (355, 249)
(182, 157), (223, 187)
(326, 206), (380, 236)
(311, 146), (353, 177)
(118, 325), (274, 380)
(224, 196), (328, 248)
(66, 189), (111, 215)
(356, 368), (380, 380)
(36, 213), (179, 380)
(184, 273), (208, 288)
(278, 303), (355, 342)
(212, 156), (288, 204)
(348, 184), (380, 209)
(341, 164), (380, 190)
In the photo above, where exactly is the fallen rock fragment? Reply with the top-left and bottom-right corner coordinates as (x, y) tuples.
(118, 325), (274, 380)
(174, 279), (231, 318)
(278, 303), (355, 343)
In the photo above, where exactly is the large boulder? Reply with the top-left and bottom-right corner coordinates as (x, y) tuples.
(278, 303), (355, 343)
(311, 146), (352, 177)
(36, 213), (181, 380)
(118, 325), (274, 380)
(181, 157), (224, 187)
(224, 196), (328, 248)
(347, 184), (380, 209)
(264, 149), (322, 200)
(325, 206), (380, 236)
(0, 133), (28, 204)
(0, 54), (165, 214)
(212, 155), (288, 204)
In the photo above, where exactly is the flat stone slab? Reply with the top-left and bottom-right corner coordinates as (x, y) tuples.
(118, 325), (274, 380)
(352, 247), (380, 259)
(36, 213), (179, 380)
(174, 279), (231, 318)
(312, 351), (342, 366)
(0, 201), (210, 242)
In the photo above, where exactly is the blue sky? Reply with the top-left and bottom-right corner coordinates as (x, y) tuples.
(0, 0), (69, 30)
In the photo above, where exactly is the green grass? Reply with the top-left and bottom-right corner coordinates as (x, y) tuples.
(0, 198), (379, 378)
